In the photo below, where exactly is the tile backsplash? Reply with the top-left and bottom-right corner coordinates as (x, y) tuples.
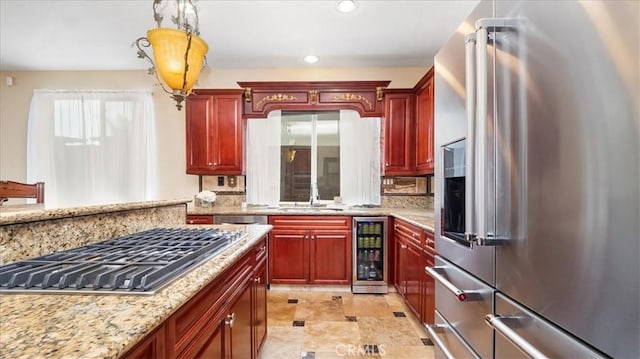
(382, 194), (433, 210)
(202, 175), (245, 193)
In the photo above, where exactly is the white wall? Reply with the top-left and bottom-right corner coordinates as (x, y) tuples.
(0, 67), (427, 206)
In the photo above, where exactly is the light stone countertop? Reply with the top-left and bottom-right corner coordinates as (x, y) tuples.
(0, 224), (272, 359)
(0, 199), (192, 225)
(188, 205), (435, 232)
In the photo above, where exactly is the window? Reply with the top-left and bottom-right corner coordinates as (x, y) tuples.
(27, 90), (156, 208)
(246, 110), (381, 206)
(280, 111), (340, 202)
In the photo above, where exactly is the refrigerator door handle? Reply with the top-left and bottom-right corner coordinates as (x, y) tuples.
(464, 32), (477, 245)
(475, 24), (490, 244)
(472, 18), (520, 247)
(485, 314), (550, 359)
(425, 266), (482, 302)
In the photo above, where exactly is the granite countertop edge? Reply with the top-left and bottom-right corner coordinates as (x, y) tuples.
(0, 224), (271, 359)
(189, 206), (436, 232)
(0, 199), (193, 226)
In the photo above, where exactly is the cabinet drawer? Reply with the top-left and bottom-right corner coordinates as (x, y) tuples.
(269, 216), (351, 230)
(171, 253), (252, 354)
(424, 230), (435, 251)
(254, 236), (267, 263)
(394, 219), (423, 244)
(186, 215), (214, 225)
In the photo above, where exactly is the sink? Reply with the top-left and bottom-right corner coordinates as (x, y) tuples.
(281, 207), (344, 212)
(249, 205), (346, 213)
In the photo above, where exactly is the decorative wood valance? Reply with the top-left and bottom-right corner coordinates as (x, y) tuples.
(237, 81), (391, 118)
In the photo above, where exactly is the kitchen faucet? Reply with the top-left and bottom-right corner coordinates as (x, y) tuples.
(309, 182), (320, 207)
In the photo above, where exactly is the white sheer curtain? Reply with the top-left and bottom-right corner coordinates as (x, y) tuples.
(26, 90), (157, 208)
(339, 110), (381, 205)
(245, 110), (281, 206)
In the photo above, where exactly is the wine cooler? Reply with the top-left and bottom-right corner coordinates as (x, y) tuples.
(352, 217), (388, 294)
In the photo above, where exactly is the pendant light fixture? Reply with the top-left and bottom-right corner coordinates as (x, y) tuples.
(135, 0), (208, 110)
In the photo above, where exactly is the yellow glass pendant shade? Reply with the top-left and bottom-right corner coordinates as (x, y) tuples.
(147, 28), (208, 93)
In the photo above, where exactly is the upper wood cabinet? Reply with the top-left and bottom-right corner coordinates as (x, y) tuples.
(237, 81), (390, 118)
(185, 90), (244, 175)
(383, 90), (416, 175)
(414, 68), (435, 174)
(382, 67), (435, 176)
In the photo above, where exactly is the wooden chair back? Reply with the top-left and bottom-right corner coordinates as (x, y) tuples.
(0, 181), (45, 205)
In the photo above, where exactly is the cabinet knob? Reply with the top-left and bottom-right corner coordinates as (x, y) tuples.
(412, 233), (419, 238)
(385, 163), (389, 166)
(208, 162), (213, 165)
(401, 244), (407, 249)
(427, 159), (433, 163)
(254, 277), (261, 283)
(225, 312), (236, 327)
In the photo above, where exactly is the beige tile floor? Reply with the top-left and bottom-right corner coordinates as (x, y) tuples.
(259, 287), (435, 359)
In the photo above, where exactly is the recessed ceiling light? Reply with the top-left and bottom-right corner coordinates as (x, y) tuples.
(303, 55), (319, 64)
(336, 0), (358, 13)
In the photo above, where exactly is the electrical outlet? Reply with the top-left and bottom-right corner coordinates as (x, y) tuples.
(217, 176), (224, 186)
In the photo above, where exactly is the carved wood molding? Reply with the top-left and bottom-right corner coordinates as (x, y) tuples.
(237, 81), (391, 118)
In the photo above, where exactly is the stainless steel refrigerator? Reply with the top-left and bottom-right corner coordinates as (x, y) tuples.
(352, 217), (388, 294)
(428, 1), (639, 358)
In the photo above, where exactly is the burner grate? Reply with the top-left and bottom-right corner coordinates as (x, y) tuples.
(0, 227), (246, 294)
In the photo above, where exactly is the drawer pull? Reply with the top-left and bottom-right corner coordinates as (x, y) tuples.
(425, 266), (480, 302)
(485, 314), (549, 359)
(254, 277), (261, 284)
(225, 312), (236, 328)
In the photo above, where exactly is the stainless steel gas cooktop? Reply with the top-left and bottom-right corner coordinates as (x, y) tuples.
(0, 227), (246, 295)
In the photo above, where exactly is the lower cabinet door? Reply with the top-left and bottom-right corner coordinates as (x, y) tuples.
(191, 322), (224, 359)
(269, 230), (308, 283)
(309, 230), (351, 284)
(422, 249), (435, 325)
(404, 239), (423, 319)
(394, 233), (406, 295)
(228, 274), (253, 359)
(253, 258), (268, 358)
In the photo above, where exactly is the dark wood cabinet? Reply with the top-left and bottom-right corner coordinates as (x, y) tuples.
(253, 239), (268, 358)
(186, 214), (214, 225)
(268, 216), (352, 285)
(414, 68), (435, 174)
(309, 230), (351, 284)
(393, 219), (436, 326)
(122, 236), (268, 359)
(226, 272), (253, 359)
(269, 229), (309, 283)
(186, 90), (244, 175)
(123, 326), (165, 359)
(383, 90), (415, 175)
(382, 68), (435, 176)
(421, 231), (436, 326)
(393, 222), (422, 319)
(237, 81), (390, 119)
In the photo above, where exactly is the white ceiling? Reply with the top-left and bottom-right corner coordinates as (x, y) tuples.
(0, 0), (479, 71)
